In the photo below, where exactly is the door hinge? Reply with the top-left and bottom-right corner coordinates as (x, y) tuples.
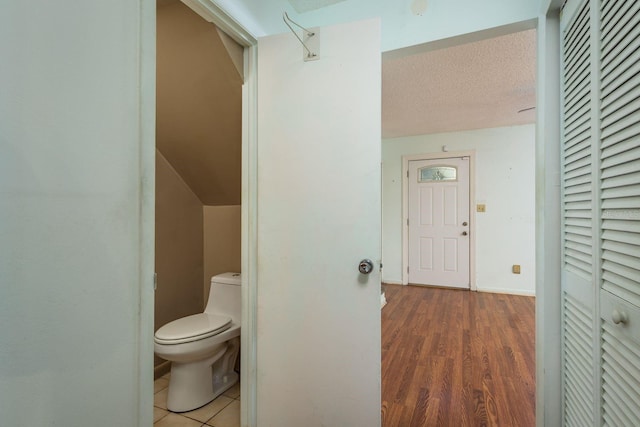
(407, 218), (409, 226)
(406, 170), (409, 178)
(407, 266), (410, 273)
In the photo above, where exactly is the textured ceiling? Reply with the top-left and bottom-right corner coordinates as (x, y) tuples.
(382, 29), (537, 138)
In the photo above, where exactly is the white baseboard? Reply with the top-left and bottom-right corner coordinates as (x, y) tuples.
(476, 287), (536, 297)
(382, 280), (403, 285)
(381, 292), (387, 308)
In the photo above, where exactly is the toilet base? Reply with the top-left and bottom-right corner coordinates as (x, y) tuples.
(166, 337), (240, 412)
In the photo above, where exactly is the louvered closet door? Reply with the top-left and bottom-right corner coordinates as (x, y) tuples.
(561, 1), (597, 425)
(598, 0), (640, 425)
(561, 0), (640, 425)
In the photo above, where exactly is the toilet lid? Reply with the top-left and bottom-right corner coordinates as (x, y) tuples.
(154, 313), (232, 344)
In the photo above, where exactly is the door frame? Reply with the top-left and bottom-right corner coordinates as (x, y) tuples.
(175, 1), (258, 425)
(150, 4), (564, 426)
(402, 151), (476, 290)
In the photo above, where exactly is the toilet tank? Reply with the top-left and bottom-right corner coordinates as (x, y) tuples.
(204, 272), (241, 322)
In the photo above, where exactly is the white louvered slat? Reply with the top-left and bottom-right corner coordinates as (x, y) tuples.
(600, 0), (640, 308)
(600, 96), (640, 131)
(602, 229), (640, 246)
(602, 218), (640, 233)
(601, 58), (640, 100)
(602, 261), (640, 307)
(600, 0), (640, 62)
(565, 164), (591, 182)
(565, 75), (590, 113)
(563, 293), (595, 427)
(601, 321), (640, 426)
(601, 147), (640, 171)
(565, 175), (591, 191)
(602, 165), (640, 187)
(601, 112), (640, 140)
(599, 121), (640, 150)
(599, 0), (640, 426)
(563, 0), (593, 281)
(601, 80), (640, 114)
(566, 42), (590, 81)
(565, 134), (590, 158)
(601, 133), (640, 159)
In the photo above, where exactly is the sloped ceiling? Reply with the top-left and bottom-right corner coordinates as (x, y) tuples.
(382, 29), (537, 138)
(157, 0), (243, 206)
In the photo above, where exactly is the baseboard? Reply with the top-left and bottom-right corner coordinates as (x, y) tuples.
(382, 280), (403, 285)
(476, 287), (536, 297)
(154, 360), (171, 379)
(381, 292), (387, 308)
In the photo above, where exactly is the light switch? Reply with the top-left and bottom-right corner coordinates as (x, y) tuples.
(512, 265), (521, 274)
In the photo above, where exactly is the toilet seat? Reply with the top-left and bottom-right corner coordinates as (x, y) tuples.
(154, 313), (232, 345)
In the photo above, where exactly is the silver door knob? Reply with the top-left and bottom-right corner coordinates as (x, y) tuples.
(358, 259), (373, 274)
(462, 231), (468, 236)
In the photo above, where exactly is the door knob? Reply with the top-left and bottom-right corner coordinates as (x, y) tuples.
(462, 221), (468, 226)
(358, 259), (374, 274)
(462, 231), (468, 236)
(612, 309), (628, 325)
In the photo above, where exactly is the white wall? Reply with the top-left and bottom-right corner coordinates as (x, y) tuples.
(383, 124), (536, 295)
(0, 1), (155, 425)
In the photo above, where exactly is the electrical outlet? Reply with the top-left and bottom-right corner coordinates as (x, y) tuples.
(477, 204), (486, 213)
(512, 265), (521, 274)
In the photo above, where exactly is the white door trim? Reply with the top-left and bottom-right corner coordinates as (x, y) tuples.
(402, 151), (476, 290)
(174, 2), (258, 425)
(240, 44), (258, 427)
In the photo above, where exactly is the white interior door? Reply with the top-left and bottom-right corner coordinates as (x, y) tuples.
(256, 19), (381, 426)
(408, 157), (470, 288)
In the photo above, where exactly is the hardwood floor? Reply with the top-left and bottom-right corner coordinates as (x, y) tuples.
(381, 284), (535, 427)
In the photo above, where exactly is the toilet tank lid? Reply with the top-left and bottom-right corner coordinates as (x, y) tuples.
(211, 272), (241, 286)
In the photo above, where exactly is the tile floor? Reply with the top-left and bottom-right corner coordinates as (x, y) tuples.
(154, 374), (240, 427)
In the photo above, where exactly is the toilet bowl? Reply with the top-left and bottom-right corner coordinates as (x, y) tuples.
(155, 272), (241, 412)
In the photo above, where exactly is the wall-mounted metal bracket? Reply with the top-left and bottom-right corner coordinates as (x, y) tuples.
(302, 27), (320, 61)
(283, 12), (320, 61)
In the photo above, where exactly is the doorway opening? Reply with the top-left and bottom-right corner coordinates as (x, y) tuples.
(381, 25), (538, 425)
(153, 0), (255, 424)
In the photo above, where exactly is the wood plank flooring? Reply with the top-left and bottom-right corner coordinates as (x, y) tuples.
(381, 285), (535, 427)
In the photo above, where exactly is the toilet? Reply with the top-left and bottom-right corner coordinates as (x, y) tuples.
(154, 272), (241, 412)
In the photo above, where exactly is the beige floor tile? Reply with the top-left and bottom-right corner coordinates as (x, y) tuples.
(222, 382), (240, 400)
(154, 387), (169, 410)
(182, 395), (234, 423)
(206, 400), (240, 427)
(154, 377), (170, 394)
(153, 407), (169, 423)
(154, 413), (203, 427)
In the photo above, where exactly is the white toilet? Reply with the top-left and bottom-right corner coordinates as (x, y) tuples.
(154, 272), (241, 412)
